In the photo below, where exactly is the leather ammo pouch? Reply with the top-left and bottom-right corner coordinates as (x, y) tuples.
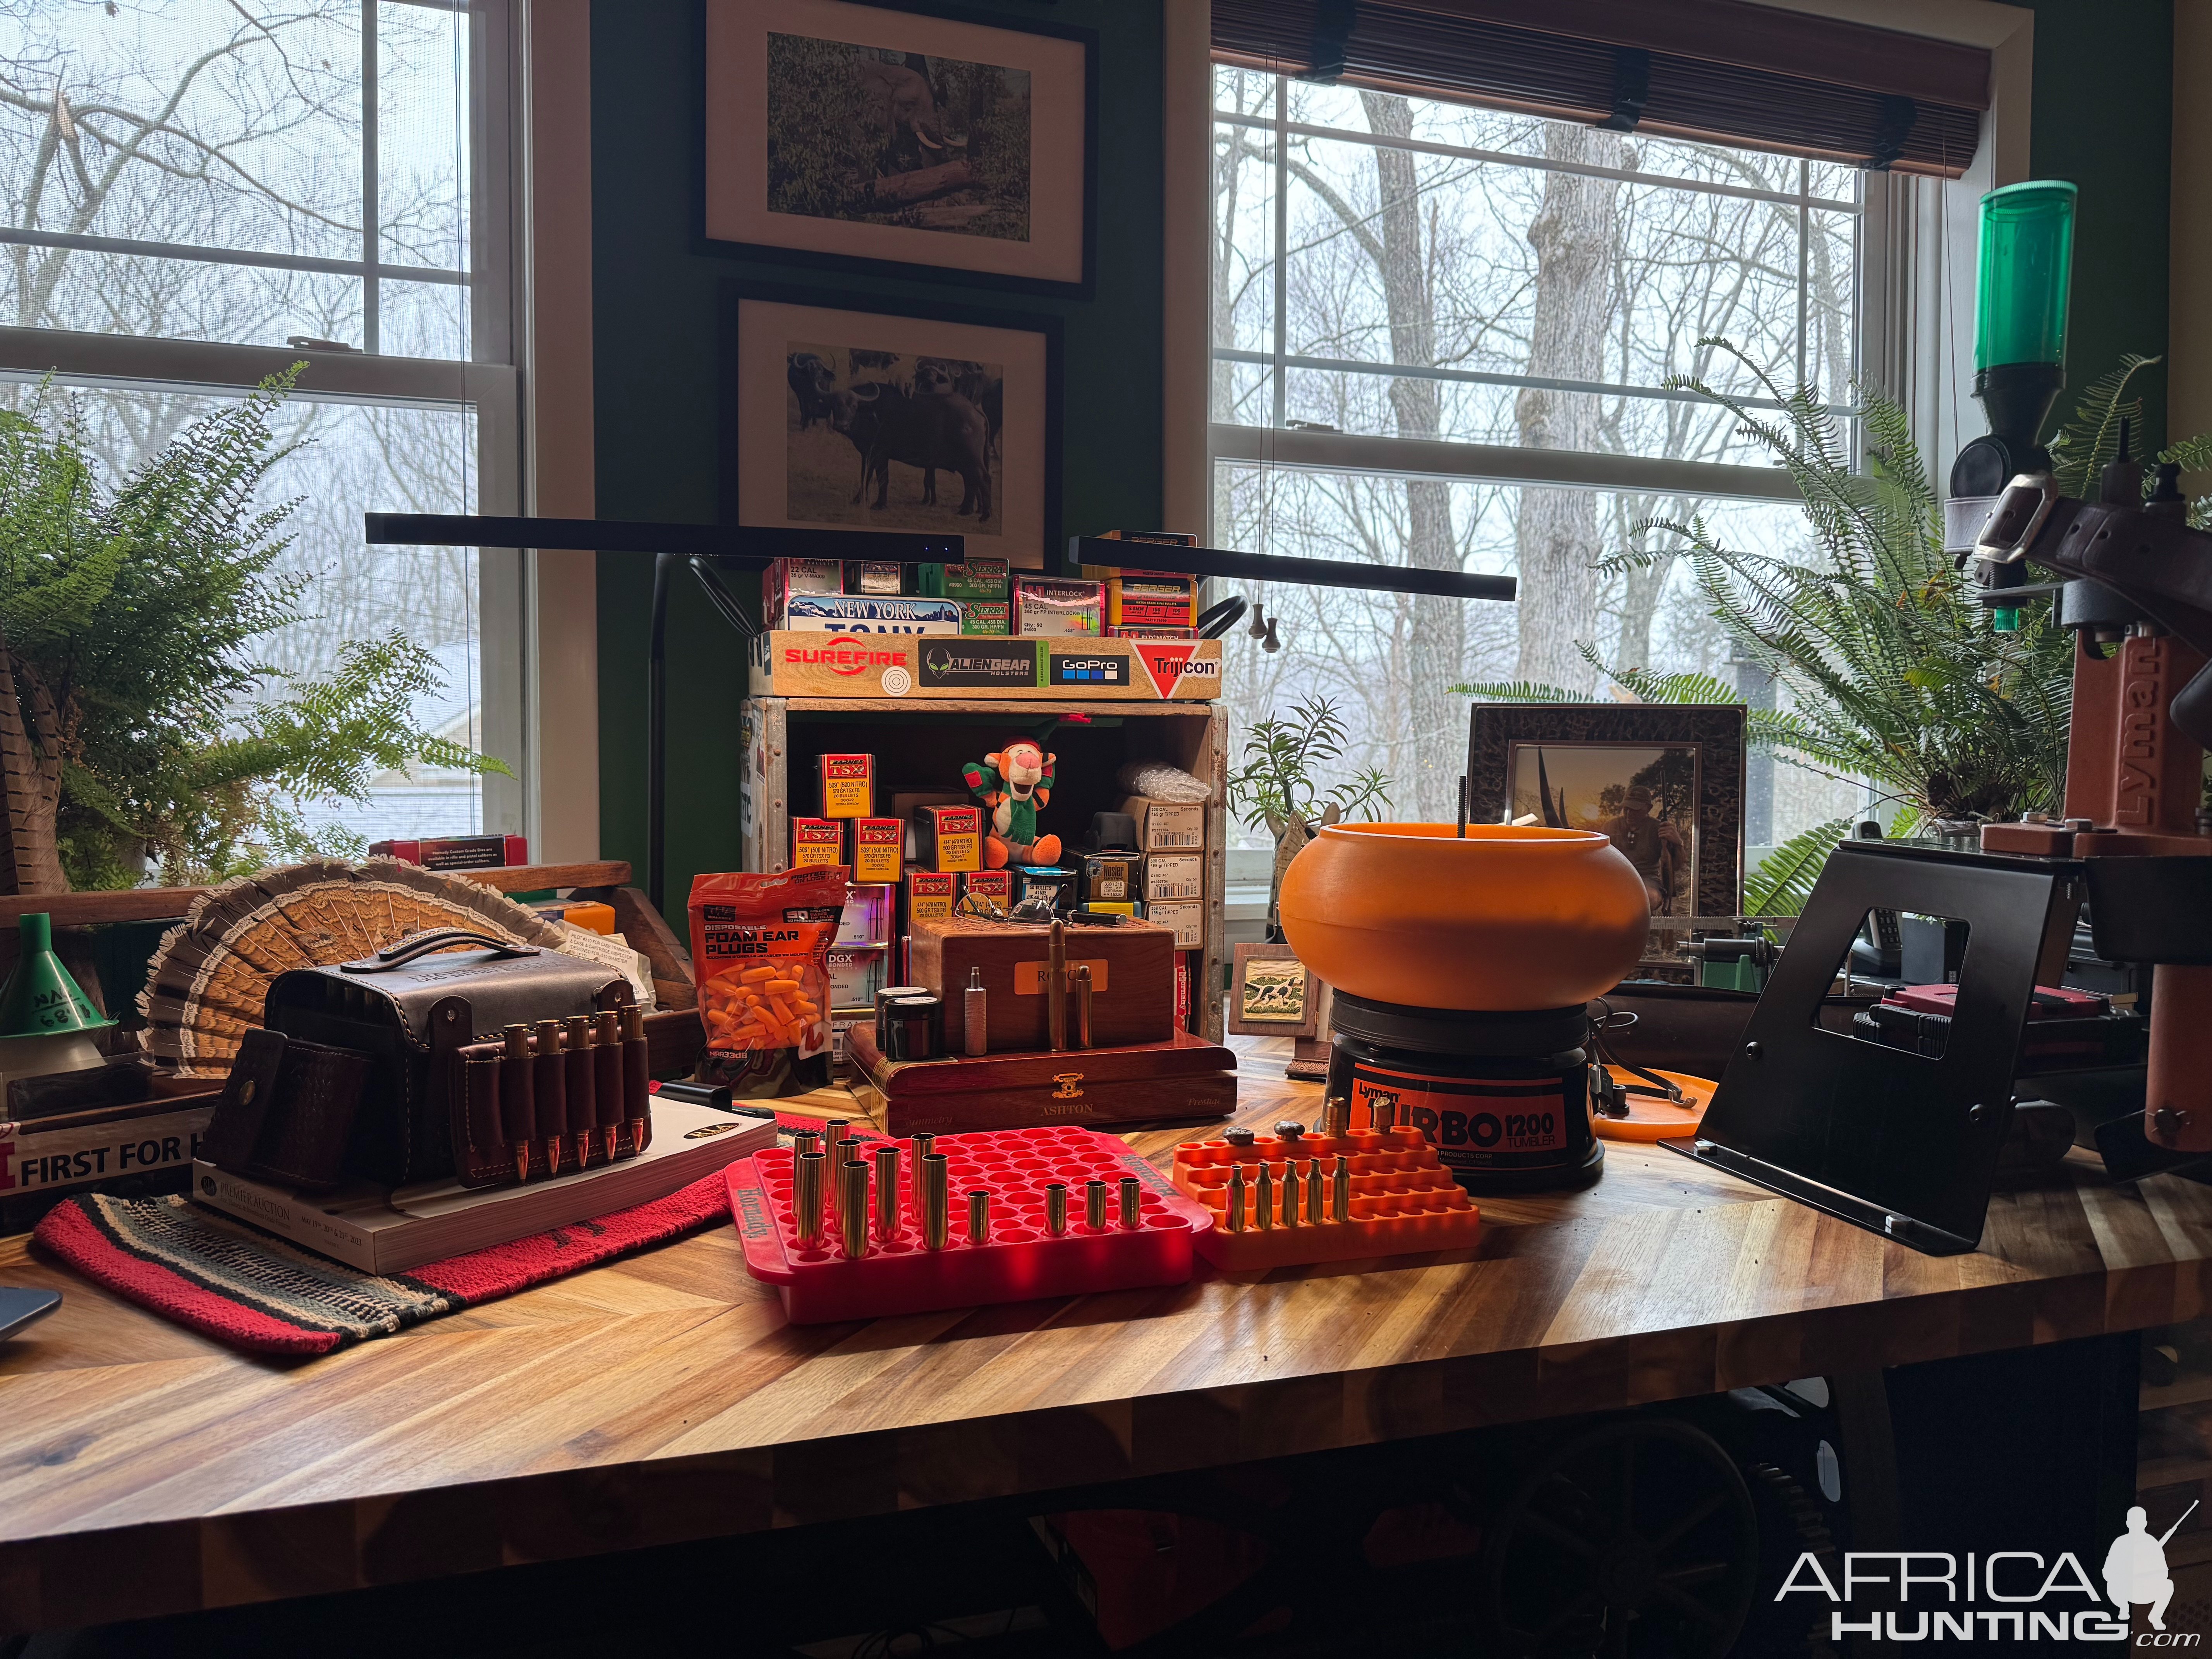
(231, 929), (651, 1190)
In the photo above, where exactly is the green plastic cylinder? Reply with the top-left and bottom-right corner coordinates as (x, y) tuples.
(1975, 181), (2076, 372)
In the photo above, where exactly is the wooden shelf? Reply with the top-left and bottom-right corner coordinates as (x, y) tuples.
(743, 694), (1230, 1042)
(0, 860), (634, 928)
(780, 697), (1216, 717)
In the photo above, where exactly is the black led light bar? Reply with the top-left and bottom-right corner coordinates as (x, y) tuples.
(1067, 537), (1517, 602)
(364, 513), (962, 565)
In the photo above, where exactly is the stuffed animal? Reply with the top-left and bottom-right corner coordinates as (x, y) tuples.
(962, 740), (1062, 869)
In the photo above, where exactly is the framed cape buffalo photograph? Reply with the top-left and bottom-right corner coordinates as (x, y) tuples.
(703, 0), (1096, 295)
(726, 286), (1060, 565)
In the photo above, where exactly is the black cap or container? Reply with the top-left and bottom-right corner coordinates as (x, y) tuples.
(887, 994), (944, 1061)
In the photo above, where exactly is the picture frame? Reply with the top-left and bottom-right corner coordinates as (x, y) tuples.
(1466, 705), (1748, 942)
(722, 283), (1063, 567)
(701, 0), (1097, 298)
(1228, 943), (1321, 1040)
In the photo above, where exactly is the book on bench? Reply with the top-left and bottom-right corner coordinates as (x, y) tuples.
(189, 1098), (775, 1273)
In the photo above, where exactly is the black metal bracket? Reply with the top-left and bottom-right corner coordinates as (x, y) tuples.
(1299, 0), (1357, 83)
(1595, 48), (1651, 133)
(1869, 94), (1918, 172)
(1662, 840), (2085, 1254)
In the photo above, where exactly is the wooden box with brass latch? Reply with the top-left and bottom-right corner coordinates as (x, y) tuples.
(845, 1026), (1236, 1135)
(907, 915), (1176, 1053)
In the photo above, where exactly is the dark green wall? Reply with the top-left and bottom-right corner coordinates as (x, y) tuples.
(2017, 0), (2174, 446)
(591, 0), (1165, 906)
(590, 0), (2179, 901)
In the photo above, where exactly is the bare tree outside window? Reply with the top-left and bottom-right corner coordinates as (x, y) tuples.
(0, 0), (494, 845)
(1211, 71), (1865, 840)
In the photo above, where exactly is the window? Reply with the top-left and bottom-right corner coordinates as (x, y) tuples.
(1210, 69), (1876, 848)
(0, 0), (519, 855)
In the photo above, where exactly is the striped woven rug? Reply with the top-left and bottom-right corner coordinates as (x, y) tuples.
(33, 1171), (732, 1356)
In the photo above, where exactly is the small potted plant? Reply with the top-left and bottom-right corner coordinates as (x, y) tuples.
(1226, 696), (1391, 940)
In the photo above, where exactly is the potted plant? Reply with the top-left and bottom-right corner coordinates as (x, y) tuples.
(1226, 696), (1391, 939)
(0, 371), (502, 891)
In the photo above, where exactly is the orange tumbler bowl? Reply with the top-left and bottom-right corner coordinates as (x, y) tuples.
(1277, 823), (1652, 1012)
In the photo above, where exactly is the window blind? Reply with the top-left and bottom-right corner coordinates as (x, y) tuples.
(1211, 0), (1987, 178)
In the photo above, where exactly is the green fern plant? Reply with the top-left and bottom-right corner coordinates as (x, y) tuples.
(2045, 353), (2212, 522)
(1456, 341), (2210, 910)
(1740, 819), (1851, 916)
(0, 371), (506, 889)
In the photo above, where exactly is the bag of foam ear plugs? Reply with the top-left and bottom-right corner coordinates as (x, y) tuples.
(689, 866), (844, 1097)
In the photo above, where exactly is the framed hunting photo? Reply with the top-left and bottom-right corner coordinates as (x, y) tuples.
(726, 285), (1060, 566)
(1467, 704), (1747, 945)
(703, 0), (1096, 296)
(1228, 943), (1321, 1040)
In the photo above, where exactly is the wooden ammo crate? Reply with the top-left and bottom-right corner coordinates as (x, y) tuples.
(739, 697), (1228, 1041)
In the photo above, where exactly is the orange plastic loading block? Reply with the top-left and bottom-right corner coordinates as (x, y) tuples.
(1170, 1125), (1480, 1270)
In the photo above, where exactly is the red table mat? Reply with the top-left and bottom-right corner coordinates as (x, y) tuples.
(31, 1111), (866, 1356)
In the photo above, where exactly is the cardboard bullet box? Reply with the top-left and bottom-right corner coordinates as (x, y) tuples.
(963, 869), (1014, 909)
(1080, 852), (1144, 906)
(791, 817), (844, 870)
(850, 817), (903, 884)
(1149, 898), (1206, 950)
(817, 753), (875, 818)
(912, 804), (982, 873)
(1145, 853), (1205, 903)
(1013, 575), (1105, 638)
(1116, 795), (1206, 852)
(917, 558), (1010, 601)
(906, 869), (957, 924)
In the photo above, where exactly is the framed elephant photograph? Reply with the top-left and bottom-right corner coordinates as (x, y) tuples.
(725, 286), (1061, 565)
(702, 0), (1097, 295)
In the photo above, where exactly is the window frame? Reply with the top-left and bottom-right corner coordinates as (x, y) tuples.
(0, 0), (530, 843)
(1206, 72), (1851, 512)
(1172, 0), (2037, 534)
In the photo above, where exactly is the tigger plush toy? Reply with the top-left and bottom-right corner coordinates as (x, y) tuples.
(961, 740), (1062, 869)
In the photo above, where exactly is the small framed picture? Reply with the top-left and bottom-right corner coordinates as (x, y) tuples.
(1467, 705), (1747, 935)
(1228, 944), (1320, 1039)
(725, 285), (1061, 565)
(703, 0), (1096, 296)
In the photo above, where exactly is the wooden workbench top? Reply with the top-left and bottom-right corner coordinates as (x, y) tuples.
(2, 1045), (2208, 1635)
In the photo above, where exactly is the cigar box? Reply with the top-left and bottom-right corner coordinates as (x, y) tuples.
(845, 1026), (1236, 1135)
(907, 914), (1176, 1052)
